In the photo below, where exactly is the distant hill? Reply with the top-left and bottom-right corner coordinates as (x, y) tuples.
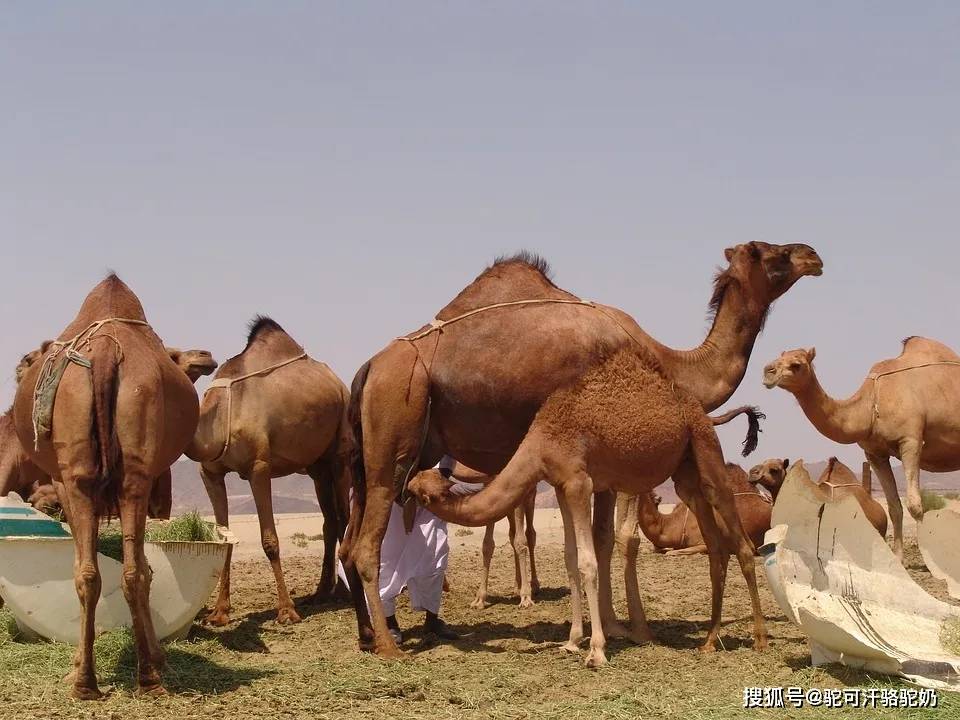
(171, 457), (960, 515)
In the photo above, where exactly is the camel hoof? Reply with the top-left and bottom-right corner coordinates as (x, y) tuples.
(276, 607), (302, 624)
(205, 609), (231, 627)
(518, 596), (535, 609)
(698, 642), (718, 654)
(754, 635), (769, 651)
(375, 644), (407, 661)
(584, 649), (607, 669)
(560, 641), (581, 654)
(135, 684), (168, 698)
(70, 685), (103, 701)
(469, 596), (488, 610)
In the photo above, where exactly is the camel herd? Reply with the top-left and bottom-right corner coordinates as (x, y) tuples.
(3, 241), (960, 699)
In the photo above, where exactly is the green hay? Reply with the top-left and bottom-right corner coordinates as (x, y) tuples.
(942, 617), (960, 656)
(921, 490), (947, 512)
(97, 511), (216, 562)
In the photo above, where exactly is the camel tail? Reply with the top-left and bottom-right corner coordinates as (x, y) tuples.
(340, 360), (371, 563)
(91, 350), (122, 517)
(710, 405), (765, 457)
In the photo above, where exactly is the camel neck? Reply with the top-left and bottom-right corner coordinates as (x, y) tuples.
(634, 495), (671, 545)
(654, 279), (765, 412)
(791, 376), (872, 445)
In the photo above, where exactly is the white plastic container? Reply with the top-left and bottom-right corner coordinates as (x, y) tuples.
(0, 492), (236, 644)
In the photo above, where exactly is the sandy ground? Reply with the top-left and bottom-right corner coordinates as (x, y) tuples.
(220, 503), (923, 562)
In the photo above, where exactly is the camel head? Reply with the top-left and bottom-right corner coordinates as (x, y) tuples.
(407, 468), (455, 506)
(167, 348), (219, 384)
(762, 347), (816, 391)
(15, 340), (53, 384)
(748, 458), (790, 493)
(721, 242), (823, 306)
(28, 482), (63, 518)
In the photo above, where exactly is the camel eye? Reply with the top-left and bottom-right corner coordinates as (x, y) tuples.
(789, 362), (801, 371)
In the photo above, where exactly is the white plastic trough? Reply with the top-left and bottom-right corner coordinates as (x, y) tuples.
(918, 508), (960, 601)
(759, 461), (960, 691)
(0, 493), (235, 645)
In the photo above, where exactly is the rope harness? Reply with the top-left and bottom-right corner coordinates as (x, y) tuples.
(677, 489), (770, 546)
(31, 318), (150, 449)
(203, 352), (307, 462)
(867, 360), (960, 420)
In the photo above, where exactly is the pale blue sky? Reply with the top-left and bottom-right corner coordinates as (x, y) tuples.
(2, 3), (957, 468)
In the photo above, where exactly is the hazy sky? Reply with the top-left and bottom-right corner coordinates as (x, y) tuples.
(2, 3), (957, 469)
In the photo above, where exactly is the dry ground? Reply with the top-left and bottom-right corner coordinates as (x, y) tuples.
(1, 511), (958, 720)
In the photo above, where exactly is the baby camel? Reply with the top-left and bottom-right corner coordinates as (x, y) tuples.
(763, 337), (960, 557)
(408, 348), (767, 667)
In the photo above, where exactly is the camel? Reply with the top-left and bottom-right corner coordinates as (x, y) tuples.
(185, 316), (353, 625)
(762, 337), (960, 557)
(629, 463), (772, 556)
(12, 274), (201, 698)
(343, 244), (821, 658)
(2, 345), (217, 520)
(748, 457), (888, 537)
(408, 348), (768, 666)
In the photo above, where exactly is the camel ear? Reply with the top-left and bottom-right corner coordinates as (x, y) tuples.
(805, 348), (816, 362)
(724, 246), (736, 262)
(39, 340), (53, 353)
(782, 458), (790, 470)
(167, 348), (182, 364)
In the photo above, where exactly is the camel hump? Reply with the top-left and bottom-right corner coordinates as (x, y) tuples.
(870, 336), (960, 375)
(819, 457), (858, 486)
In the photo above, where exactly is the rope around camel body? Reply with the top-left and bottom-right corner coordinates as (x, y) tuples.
(868, 360), (960, 420)
(31, 318), (151, 449)
(203, 352), (307, 462)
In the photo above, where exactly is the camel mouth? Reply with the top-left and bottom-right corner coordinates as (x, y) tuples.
(799, 258), (823, 277)
(762, 371), (780, 389)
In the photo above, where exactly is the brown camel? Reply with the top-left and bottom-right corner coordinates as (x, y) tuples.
(629, 463), (772, 556)
(748, 457), (888, 537)
(408, 348), (768, 666)
(762, 337), (960, 557)
(343, 244), (820, 659)
(12, 274), (201, 698)
(185, 316), (353, 625)
(2, 346), (216, 519)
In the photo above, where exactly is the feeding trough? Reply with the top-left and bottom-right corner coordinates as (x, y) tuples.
(759, 461), (960, 691)
(918, 508), (960, 601)
(0, 492), (236, 644)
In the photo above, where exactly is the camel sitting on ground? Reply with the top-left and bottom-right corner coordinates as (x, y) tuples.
(749, 457), (887, 537)
(13, 274), (201, 698)
(186, 316), (353, 625)
(762, 337), (960, 557)
(2, 345), (217, 519)
(342, 245), (821, 659)
(628, 463), (772, 556)
(408, 348), (768, 666)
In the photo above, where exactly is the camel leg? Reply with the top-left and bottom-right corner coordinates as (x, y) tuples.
(510, 502), (535, 608)
(616, 494), (654, 642)
(201, 466), (233, 625)
(250, 462), (301, 623)
(353, 482), (404, 657)
(665, 544), (708, 556)
(594, 489), (647, 643)
(557, 493), (584, 653)
(470, 522), (496, 609)
(525, 491), (540, 594)
(687, 422), (768, 651)
(867, 452), (903, 558)
(900, 438), (924, 523)
(119, 478), (166, 696)
(309, 463), (340, 601)
(60, 482), (102, 700)
(559, 474), (607, 668)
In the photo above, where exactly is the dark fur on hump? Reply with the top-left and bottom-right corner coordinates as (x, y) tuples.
(482, 251), (556, 287)
(246, 315), (285, 347)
